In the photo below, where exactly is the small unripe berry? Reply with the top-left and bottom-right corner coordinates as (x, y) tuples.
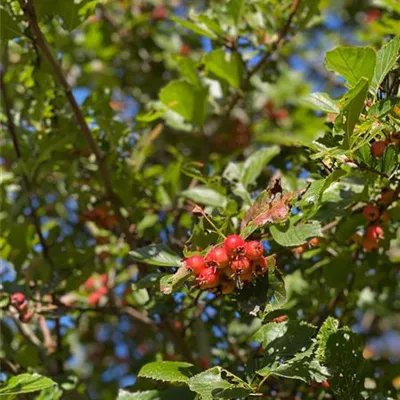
(366, 224), (384, 241)
(221, 280), (235, 294)
(185, 255), (206, 274)
(224, 235), (245, 257)
(205, 247), (229, 268)
(244, 241), (263, 260)
(240, 270), (253, 282)
(252, 257), (268, 275)
(362, 205), (379, 222)
(230, 256), (251, 273)
(379, 188), (397, 205)
(370, 141), (387, 157)
(19, 310), (34, 323)
(197, 268), (220, 289)
(11, 293), (26, 307)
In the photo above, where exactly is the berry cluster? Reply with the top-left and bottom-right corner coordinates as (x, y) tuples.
(83, 274), (109, 306)
(10, 293), (34, 323)
(185, 235), (269, 294)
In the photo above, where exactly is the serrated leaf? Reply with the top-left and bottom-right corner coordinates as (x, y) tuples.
(368, 97), (400, 118)
(301, 92), (339, 113)
(227, 0), (245, 25)
(188, 367), (252, 400)
(0, 8), (22, 40)
(0, 374), (56, 395)
(241, 146), (280, 187)
(378, 144), (397, 175)
(138, 361), (195, 384)
(181, 186), (228, 208)
(325, 46), (376, 88)
(160, 267), (192, 295)
(171, 16), (218, 39)
(241, 178), (296, 231)
(340, 77), (369, 148)
(117, 390), (161, 400)
(159, 80), (208, 125)
(204, 49), (245, 89)
(132, 273), (166, 290)
(130, 244), (182, 267)
(316, 317), (339, 363)
(270, 220), (322, 247)
(370, 35), (400, 95)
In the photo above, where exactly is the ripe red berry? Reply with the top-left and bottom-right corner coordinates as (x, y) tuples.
(363, 237), (378, 252)
(370, 140), (387, 157)
(11, 293), (25, 307)
(244, 241), (263, 260)
(84, 277), (95, 290)
(308, 237), (320, 247)
(205, 247), (229, 268)
(362, 205), (380, 222)
(366, 224), (384, 241)
(230, 256), (251, 273)
(224, 235), (245, 257)
(185, 255), (206, 274)
(252, 257), (268, 275)
(88, 292), (102, 306)
(197, 268), (220, 289)
(151, 5), (168, 20)
(19, 310), (34, 323)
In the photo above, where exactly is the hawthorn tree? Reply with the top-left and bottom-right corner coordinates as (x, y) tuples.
(0, 0), (399, 399)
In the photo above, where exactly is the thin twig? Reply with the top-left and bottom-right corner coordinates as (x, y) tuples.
(19, 0), (136, 248)
(0, 45), (54, 268)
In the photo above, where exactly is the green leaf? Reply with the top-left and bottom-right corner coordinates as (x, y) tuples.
(188, 367), (252, 400)
(0, 374), (56, 395)
(368, 97), (400, 118)
(138, 361), (195, 384)
(370, 35), (400, 95)
(181, 186), (228, 208)
(301, 92), (340, 113)
(325, 46), (376, 87)
(160, 267), (192, 295)
(132, 273), (166, 290)
(241, 146), (280, 187)
(379, 144), (397, 176)
(270, 220), (322, 247)
(130, 244), (182, 267)
(340, 77), (369, 148)
(0, 8), (22, 40)
(316, 317), (339, 363)
(171, 16), (218, 39)
(117, 390), (161, 400)
(204, 49), (245, 89)
(227, 0), (245, 26)
(159, 80), (208, 125)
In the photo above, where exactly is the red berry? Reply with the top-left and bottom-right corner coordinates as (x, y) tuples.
(151, 5), (168, 20)
(362, 205), (380, 222)
(19, 310), (34, 323)
(363, 237), (378, 252)
(244, 241), (263, 260)
(321, 380), (330, 389)
(11, 293), (25, 307)
(180, 44), (190, 56)
(84, 277), (95, 290)
(98, 274), (108, 286)
(88, 292), (102, 306)
(308, 237), (320, 247)
(272, 315), (288, 323)
(252, 257), (268, 275)
(230, 256), (251, 273)
(224, 235), (245, 257)
(96, 286), (109, 297)
(185, 255), (206, 274)
(371, 141), (387, 157)
(196, 268), (220, 289)
(205, 247), (229, 268)
(366, 224), (384, 241)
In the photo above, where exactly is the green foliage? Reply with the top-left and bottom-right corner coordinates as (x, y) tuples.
(1, 0), (399, 399)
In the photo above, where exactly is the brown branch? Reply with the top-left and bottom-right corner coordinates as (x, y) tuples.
(18, 0), (135, 248)
(225, 0), (302, 115)
(0, 46), (54, 268)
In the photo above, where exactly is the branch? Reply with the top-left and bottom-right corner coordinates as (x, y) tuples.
(225, 0), (302, 114)
(0, 45), (54, 268)
(19, 0), (136, 248)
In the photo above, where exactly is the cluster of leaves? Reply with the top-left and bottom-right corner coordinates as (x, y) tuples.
(0, 0), (399, 399)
